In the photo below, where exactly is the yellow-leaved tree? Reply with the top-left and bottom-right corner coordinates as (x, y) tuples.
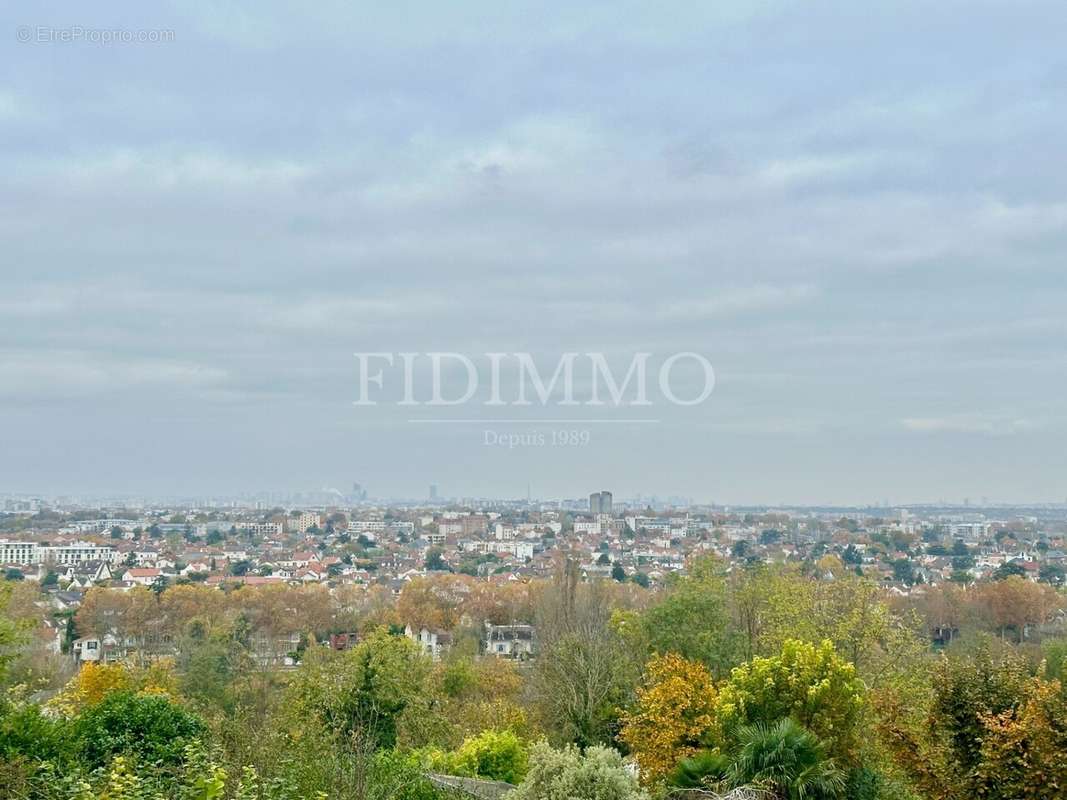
(619, 652), (717, 784)
(47, 659), (178, 716)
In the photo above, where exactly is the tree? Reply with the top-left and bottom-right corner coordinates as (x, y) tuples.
(1039, 563), (1066, 587)
(532, 559), (636, 747)
(619, 653), (717, 784)
(288, 627), (430, 750)
(47, 662), (131, 715)
(712, 640), (866, 764)
(424, 548), (449, 572)
(507, 741), (649, 800)
(177, 632), (249, 712)
(974, 677), (1067, 800)
(0, 583), (29, 684)
(611, 564), (626, 582)
(971, 576), (1061, 641)
(760, 529), (783, 546)
(637, 556), (743, 678)
(992, 561), (1027, 581)
(151, 575), (169, 597)
(891, 559), (916, 585)
(929, 639), (1029, 778)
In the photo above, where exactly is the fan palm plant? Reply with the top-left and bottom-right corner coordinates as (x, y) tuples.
(728, 718), (845, 800)
(670, 750), (732, 789)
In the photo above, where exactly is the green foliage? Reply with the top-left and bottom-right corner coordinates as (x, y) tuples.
(177, 634), (247, 713)
(0, 699), (70, 764)
(929, 640), (1028, 775)
(69, 691), (207, 769)
(431, 729), (528, 784)
(637, 556), (743, 677)
(1042, 638), (1067, 681)
(669, 750), (731, 789)
(506, 741), (648, 800)
(713, 640), (866, 764)
(0, 583), (29, 685)
(424, 548), (449, 572)
(287, 627), (430, 750)
(728, 718), (846, 800)
(992, 561), (1027, 581)
(844, 767), (922, 800)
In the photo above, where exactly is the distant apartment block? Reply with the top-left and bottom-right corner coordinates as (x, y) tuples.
(291, 512), (321, 534)
(63, 519), (138, 534)
(236, 521), (284, 537)
(0, 540), (118, 565)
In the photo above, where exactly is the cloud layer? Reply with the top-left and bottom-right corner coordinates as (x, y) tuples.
(2, 1), (1065, 503)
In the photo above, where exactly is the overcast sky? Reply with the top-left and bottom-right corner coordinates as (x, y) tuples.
(2, 2), (1065, 504)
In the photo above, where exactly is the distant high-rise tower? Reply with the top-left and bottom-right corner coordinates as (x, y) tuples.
(589, 491), (613, 514)
(429, 484), (438, 501)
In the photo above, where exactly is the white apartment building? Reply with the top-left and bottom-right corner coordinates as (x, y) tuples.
(45, 541), (119, 565)
(498, 541), (535, 560)
(0, 540), (38, 565)
(458, 539), (535, 560)
(292, 512), (321, 534)
(236, 521), (283, 537)
(573, 520), (601, 535)
(421, 531), (447, 546)
(438, 521), (464, 537)
(0, 540), (118, 566)
(64, 519), (138, 534)
(348, 518), (386, 533)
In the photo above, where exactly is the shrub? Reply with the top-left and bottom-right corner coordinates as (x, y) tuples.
(434, 729), (528, 784)
(69, 691), (207, 769)
(0, 700), (70, 764)
(507, 741), (648, 800)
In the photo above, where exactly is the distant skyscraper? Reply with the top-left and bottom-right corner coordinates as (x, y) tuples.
(429, 484), (438, 501)
(589, 490), (613, 514)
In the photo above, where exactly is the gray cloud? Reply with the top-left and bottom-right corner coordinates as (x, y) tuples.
(2, 0), (1065, 503)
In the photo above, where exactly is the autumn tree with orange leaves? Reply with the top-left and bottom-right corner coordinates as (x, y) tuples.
(619, 652), (717, 784)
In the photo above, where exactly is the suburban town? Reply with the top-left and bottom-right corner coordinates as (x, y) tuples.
(2, 491), (1064, 668)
